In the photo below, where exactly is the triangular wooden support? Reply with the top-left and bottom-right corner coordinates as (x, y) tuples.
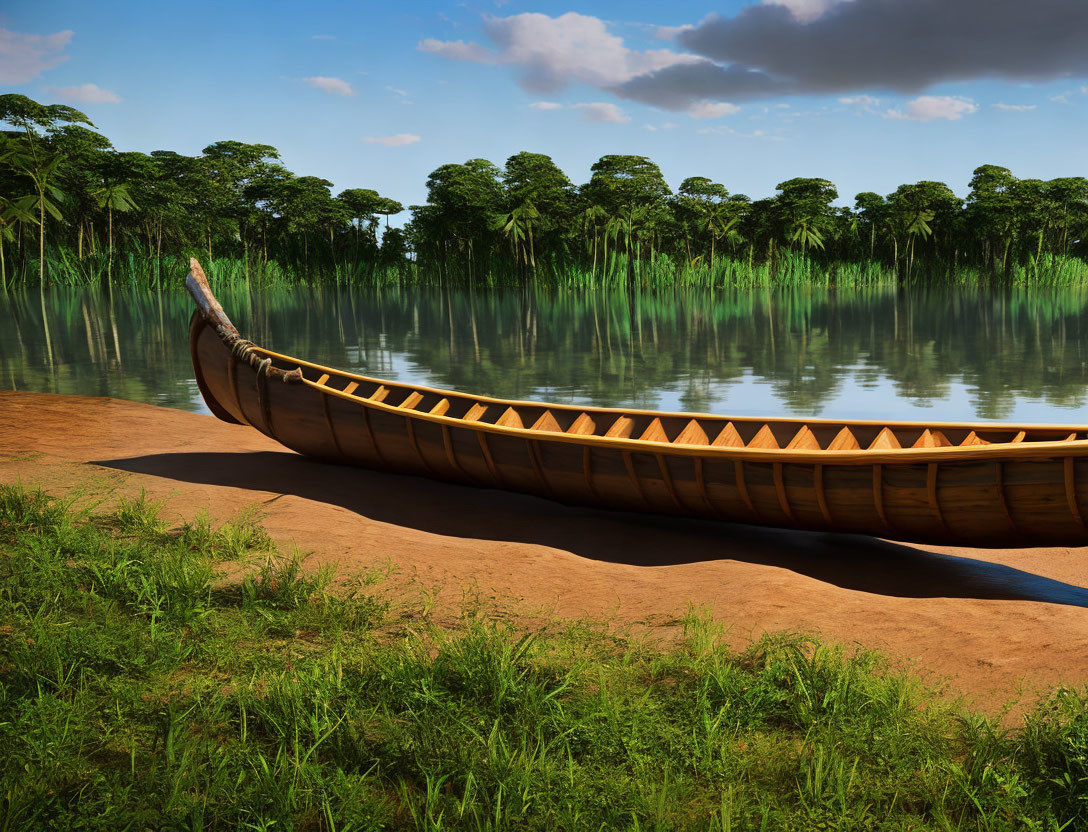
(959, 431), (990, 447)
(567, 413), (597, 435)
(605, 416), (636, 438)
(868, 427), (901, 450)
(711, 422), (744, 447)
(747, 424), (780, 449)
(398, 391), (424, 410)
(638, 418), (670, 443)
(675, 420), (710, 446)
(786, 425), (821, 450)
(912, 429), (952, 448)
(827, 427), (860, 451)
(429, 398), (450, 416)
(496, 407), (525, 429)
(531, 410), (563, 432)
(369, 386), (390, 403)
(463, 403), (488, 422)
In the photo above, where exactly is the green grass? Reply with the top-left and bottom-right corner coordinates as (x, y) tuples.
(2, 482), (1088, 830)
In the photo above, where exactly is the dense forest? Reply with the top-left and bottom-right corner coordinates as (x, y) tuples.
(1, 93), (1087, 287)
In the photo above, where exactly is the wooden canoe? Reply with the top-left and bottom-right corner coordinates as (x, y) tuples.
(186, 258), (1088, 548)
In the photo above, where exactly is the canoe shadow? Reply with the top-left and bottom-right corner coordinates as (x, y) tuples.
(95, 450), (1088, 608)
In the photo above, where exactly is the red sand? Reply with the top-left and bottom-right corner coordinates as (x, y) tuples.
(5, 390), (1088, 711)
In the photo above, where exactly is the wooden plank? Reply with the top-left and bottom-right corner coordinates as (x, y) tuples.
(369, 385), (390, 403)
(814, 464), (832, 526)
(430, 398), (451, 416)
(827, 427), (860, 451)
(527, 440), (553, 495)
(927, 463), (950, 535)
(605, 416), (636, 438)
(960, 430), (990, 447)
(321, 392), (343, 456)
(674, 420), (710, 446)
(531, 410), (563, 432)
(405, 416), (436, 474)
(712, 422), (744, 448)
(496, 407), (525, 429)
(1066, 456), (1085, 527)
(747, 424), (779, 449)
(476, 432), (503, 486)
(734, 460), (759, 520)
(1010, 430), (1026, 444)
(868, 427), (901, 451)
(693, 458), (714, 513)
(342, 381), (359, 396)
(568, 413), (597, 435)
(582, 446), (598, 497)
(623, 452), (649, 504)
(226, 351), (250, 426)
(786, 425), (821, 450)
(995, 461), (1016, 532)
(316, 373), (330, 386)
(872, 464), (891, 531)
(655, 454), (684, 510)
(639, 418), (669, 443)
(398, 391), (424, 410)
(773, 463), (796, 523)
(913, 429), (951, 448)
(441, 425), (466, 476)
(361, 405), (386, 467)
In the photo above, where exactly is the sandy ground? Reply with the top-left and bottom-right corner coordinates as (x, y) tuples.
(5, 390), (1088, 713)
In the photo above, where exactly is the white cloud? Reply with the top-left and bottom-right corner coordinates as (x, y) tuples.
(0, 27), (73, 84)
(761, 0), (854, 22)
(993, 102), (1037, 111)
(839, 94), (882, 114)
(653, 24), (694, 41)
(385, 85), (409, 96)
(363, 133), (421, 146)
(530, 101), (562, 109)
(421, 13), (700, 94)
(302, 76), (355, 96)
(44, 83), (121, 104)
(687, 100), (740, 118)
(573, 102), (630, 123)
(418, 38), (494, 62)
(885, 95), (978, 121)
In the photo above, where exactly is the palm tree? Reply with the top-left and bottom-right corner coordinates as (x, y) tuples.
(9, 144), (65, 285)
(92, 180), (138, 277)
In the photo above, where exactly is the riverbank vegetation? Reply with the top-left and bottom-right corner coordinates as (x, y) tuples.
(3, 481), (1088, 830)
(2, 93), (1087, 288)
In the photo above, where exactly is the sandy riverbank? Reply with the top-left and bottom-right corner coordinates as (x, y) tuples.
(4, 389), (1088, 711)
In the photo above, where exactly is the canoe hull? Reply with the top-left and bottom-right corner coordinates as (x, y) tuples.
(190, 312), (1088, 548)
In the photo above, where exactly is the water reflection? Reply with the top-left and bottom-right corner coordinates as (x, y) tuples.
(4, 282), (1088, 423)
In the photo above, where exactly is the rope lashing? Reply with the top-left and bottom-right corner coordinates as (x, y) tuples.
(215, 324), (303, 384)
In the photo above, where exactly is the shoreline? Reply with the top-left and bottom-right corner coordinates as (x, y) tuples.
(3, 389), (1088, 712)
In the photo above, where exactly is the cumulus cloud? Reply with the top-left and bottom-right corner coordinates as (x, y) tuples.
(687, 100), (740, 118)
(618, 0), (1088, 110)
(44, 83), (121, 104)
(993, 102), (1037, 111)
(418, 38), (494, 63)
(884, 95), (978, 121)
(0, 27), (73, 84)
(302, 76), (354, 96)
(363, 133), (421, 146)
(420, 12), (700, 94)
(530, 101), (562, 109)
(573, 102), (630, 123)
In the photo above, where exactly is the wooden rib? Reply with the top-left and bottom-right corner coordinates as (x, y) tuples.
(369, 385), (391, 403)
(527, 440), (553, 496)
(430, 398), (451, 416)
(674, 420), (710, 446)
(320, 391), (343, 455)
(994, 461), (1015, 532)
(814, 464), (833, 526)
(868, 427), (901, 451)
(1065, 456), (1086, 528)
(872, 464), (892, 531)
(316, 373), (331, 386)
(712, 422), (744, 448)
(398, 391), (424, 410)
(531, 411), (563, 432)
(405, 417), (436, 474)
(639, 418), (669, 443)
(342, 381), (359, 396)
(441, 425), (466, 476)
(959, 430), (990, 447)
(773, 463), (796, 523)
(747, 424), (779, 449)
(464, 403), (488, 422)
(827, 427), (860, 451)
(361, 405), (386, 467)
(623, 452), (649, 504)
(568, 413), (597, 436)
(605, 416), (636, 438)
(476, 432), (503, 486)
(226, 351), (250, 426)
(913, 429), (952, 448)
(927, 463), (950, 535)
(496, 407), (525, 429)
(255, 360), (277, 440)
(786, 426), (821, 451)
(693, 458), (714, 513)
(655, 455), (684, 510)
(1010, 430), (1026, 444)
(582, 446), (598, 497)
(734, 460), (759, 521)
(1067, 432), (1079, 442)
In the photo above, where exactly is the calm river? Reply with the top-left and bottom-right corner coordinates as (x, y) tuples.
(4, 283), (1088, 424)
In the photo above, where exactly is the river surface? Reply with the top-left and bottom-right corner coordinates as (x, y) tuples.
(4, 282), (1088, 424)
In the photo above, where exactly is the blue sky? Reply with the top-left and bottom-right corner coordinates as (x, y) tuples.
(3, 0), (1087, 217)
